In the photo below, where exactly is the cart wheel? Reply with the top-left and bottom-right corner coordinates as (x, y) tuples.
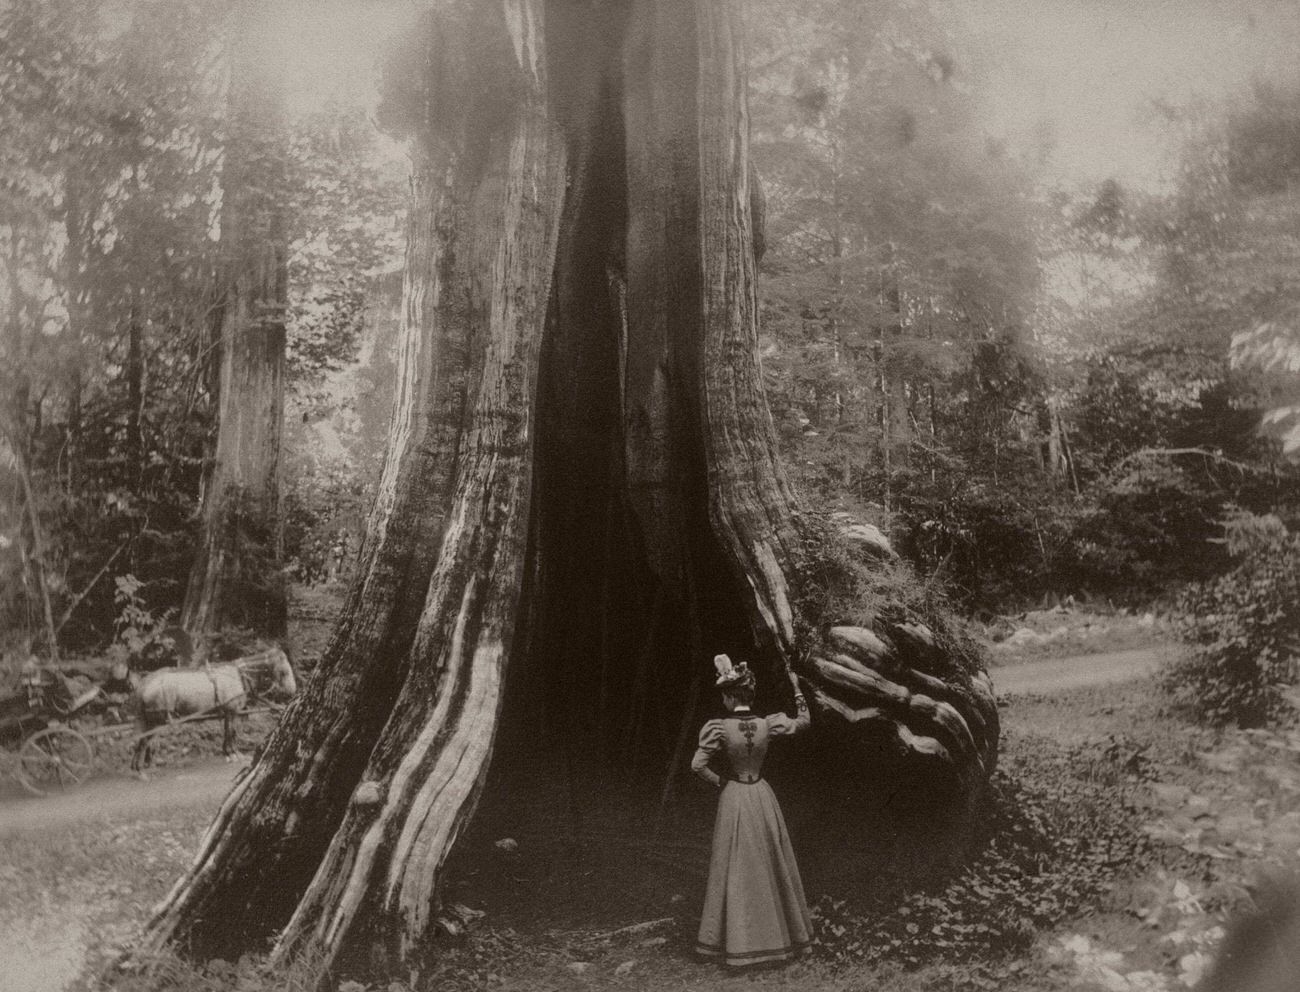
(18, 726), (95, 796)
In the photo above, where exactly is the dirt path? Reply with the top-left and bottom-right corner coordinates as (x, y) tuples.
(990, 644), (1180, 696)
(0, 757), (242, 835)
(0, 643), (1182, 836)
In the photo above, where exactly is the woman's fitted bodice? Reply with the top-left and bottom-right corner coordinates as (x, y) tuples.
(692, 705), (808, 785)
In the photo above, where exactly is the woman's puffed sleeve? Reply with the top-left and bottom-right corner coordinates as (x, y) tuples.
(691, 719), (726, 787)
(767, 690), (811, 738)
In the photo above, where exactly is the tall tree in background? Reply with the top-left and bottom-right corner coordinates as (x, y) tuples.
(136, 0), (996, 982)
(1, 0), (223, 650)
(182, 2), (290, 639)
(0, 0), (101, 657)
(745, 0), (1054, 610)
(748, 0), (1038, 507)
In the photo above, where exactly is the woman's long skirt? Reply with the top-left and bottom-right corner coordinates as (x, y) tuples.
(696, 779), (813, 966)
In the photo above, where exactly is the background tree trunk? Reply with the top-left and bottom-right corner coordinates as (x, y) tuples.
(181, 3), (289, 640)
(137, 0), (997, 982)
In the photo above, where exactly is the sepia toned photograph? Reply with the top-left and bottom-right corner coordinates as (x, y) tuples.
(2, 1), (1299, 990)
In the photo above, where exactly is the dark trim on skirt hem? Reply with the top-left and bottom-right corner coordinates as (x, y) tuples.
(695, 939), (811, 966)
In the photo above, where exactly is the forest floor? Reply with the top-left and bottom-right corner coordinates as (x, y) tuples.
(1, 599), (1298, 992)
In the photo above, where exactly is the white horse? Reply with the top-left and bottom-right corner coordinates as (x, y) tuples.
(131, 645), (297, 772)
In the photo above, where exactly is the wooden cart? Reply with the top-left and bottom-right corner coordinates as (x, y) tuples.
(0, 674), (106, 796)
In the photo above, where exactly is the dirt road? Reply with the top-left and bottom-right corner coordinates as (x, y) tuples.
(990, 644), (1180, 696)
(0, 758), (242, 835)
(0, 643), (1181, 835)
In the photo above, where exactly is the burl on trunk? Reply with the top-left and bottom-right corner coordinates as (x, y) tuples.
(134, 0), (997, 983)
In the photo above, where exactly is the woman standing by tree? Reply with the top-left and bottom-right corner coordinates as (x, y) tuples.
(691, 655), (813, 966)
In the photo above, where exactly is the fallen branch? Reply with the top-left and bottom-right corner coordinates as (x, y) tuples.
(584, 918), (675, 943)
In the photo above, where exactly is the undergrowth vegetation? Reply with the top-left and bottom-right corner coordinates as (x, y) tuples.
(809, 733), (1156, 971)
(1166, 511), (1300, 727)
(790, 509), (985, 680)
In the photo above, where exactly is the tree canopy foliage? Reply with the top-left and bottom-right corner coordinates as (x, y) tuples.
(747, 0), (1300, 612)
(0, 0), (403, 654)
(2, 0), (1298, 654)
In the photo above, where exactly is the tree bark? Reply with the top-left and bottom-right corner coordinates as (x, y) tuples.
(126, 305), (146, 485)
(13, 433), (60, 663)
(137, 0), (997, 982)
(2, 233), (59, 659)
(139, 0), (565, 974)
(180, 3), (289, 640)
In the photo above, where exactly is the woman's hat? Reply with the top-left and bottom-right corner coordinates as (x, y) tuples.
(713, 653), (755, 690)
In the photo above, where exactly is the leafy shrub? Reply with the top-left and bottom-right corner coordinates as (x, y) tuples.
(890, 449), (1280, 615)
(282, 467), (368, 586)
(893, 473), (1082, 613)
(105, 574), (180, 669)
(1165, 511), (1300, 727)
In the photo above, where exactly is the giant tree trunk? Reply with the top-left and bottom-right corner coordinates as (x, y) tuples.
(181, 4), (288, 639)
(137, 0), (997, 983)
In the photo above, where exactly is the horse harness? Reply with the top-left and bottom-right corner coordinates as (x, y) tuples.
(203, 662), (257, 709)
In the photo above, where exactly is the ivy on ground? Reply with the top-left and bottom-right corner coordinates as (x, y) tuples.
(812, 734), (1157, 968)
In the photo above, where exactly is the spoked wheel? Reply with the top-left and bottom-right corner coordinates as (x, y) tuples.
(18, 726), (95, 796)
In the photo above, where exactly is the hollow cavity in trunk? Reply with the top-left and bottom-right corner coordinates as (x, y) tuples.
(505, 0), (759, 779)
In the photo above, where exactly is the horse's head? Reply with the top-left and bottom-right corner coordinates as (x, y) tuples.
(268, 649), (298, 701)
